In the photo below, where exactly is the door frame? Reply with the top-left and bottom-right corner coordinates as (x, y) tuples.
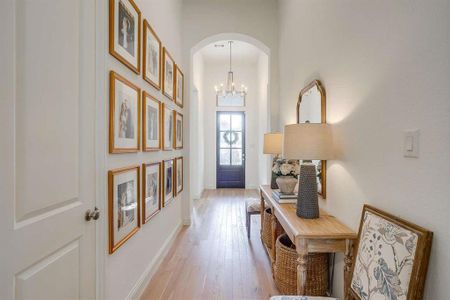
(216, 111), (246, 188)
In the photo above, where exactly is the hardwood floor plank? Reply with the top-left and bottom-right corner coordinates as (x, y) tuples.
(140, 189), (279, 300)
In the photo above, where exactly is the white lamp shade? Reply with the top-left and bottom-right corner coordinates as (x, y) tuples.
(283, 123), (333, 160)
(263, 133), (283, 154)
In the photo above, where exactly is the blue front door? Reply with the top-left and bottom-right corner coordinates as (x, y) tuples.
(216, 112), (245, 188)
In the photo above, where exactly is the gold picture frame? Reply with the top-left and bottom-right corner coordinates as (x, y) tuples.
(175, 65), (184, 107)
(142, 19), (161, 89)
(109, 71), (141, 153)
(162, 47), (175, 101)
(162, 103), (174, 151)
(174, 112), (183, 149)
(142, 91), (161, 151)
(162, 159), (174, 207)
(109, 0), (141, 74)
(108, 165), (140, 254)
(174, 156), (184, 196)
(142, 162), (161, 224)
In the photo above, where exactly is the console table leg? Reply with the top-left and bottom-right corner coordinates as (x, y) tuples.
(344, 239), (354, 300)
(296, 239), (308, 295)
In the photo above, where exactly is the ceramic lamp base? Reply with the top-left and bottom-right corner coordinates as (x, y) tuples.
(296, 163), (319, 219)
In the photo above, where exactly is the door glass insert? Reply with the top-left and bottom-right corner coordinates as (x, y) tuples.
(218, 112), (244, 166)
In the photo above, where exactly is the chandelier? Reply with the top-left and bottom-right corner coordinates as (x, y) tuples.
(214, 41), (248, 97)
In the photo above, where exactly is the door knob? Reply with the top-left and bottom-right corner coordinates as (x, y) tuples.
(85, 207), (100, 221)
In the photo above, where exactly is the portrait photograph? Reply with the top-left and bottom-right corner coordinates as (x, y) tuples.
(143, 19), (161, 89)
(142, 162), (161, 223)
(175, 112), (183, 149)
(162, 104), (174, 150)
(175, 66), (184, 107)
(142, 91), (161, 151)
(109, 71), (140, 153)
(162, 48), (175, 100)
(175, 157), (183, 196)
(109, 0), (141, 74)
(163, 159), (174, 207)
(108, 165), (140, 254)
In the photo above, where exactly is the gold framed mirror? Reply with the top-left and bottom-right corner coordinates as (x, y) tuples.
(296, 80), (327, 198)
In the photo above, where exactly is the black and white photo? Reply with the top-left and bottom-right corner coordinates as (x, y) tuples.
(109, 0), (141, 73)
(108, 166), (140, 253)
(110, 71), (140, 153)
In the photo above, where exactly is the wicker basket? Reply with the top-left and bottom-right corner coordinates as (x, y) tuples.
(274, 234), (329, 296)
(262, 208), (285, 250)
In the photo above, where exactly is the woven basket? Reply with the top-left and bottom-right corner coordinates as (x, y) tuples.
(262, 208), (285, 249)
(274, 234), (329, 296)
(262, 208), (274, 248)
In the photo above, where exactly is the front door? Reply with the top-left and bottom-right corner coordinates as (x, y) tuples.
(0, 0), (97, 299)
(216, 112), (246, 188)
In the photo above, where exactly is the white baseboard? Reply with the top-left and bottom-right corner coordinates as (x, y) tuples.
(183, 218), (191, 226)
(126, 222), (184, 300)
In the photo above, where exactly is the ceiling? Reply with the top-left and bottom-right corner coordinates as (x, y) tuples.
(199, 40), (262, 64)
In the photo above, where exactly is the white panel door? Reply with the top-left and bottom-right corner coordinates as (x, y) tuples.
(0, 0), (97, 299)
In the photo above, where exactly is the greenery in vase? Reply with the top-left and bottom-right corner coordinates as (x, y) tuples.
(272, 159), (300, 179)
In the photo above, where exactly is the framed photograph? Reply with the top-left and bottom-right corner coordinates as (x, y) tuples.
(162, 159), (174, 207)
(143, 19), (161, 89)
(174, 112), (183, 149)
(162, 104), (174, 150)
(142, 91), (161, 151)
(108, 165), (140, 254)
(109, 71), (141, 153)
(175, 157), (183, 196)
(142, 162), (161, 223)
(109, 0), (141, 74)
(162, 48), (175, 100)
(175, 66), (184, 107)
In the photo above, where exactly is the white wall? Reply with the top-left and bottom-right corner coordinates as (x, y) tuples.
(257, 53), (271, 185)
(278, 0), (450, 298)
(190, 52), (205, 198)
(200, 58), (262, 189)
(99, 0), (187, 299)
(182, 0), (279, 131)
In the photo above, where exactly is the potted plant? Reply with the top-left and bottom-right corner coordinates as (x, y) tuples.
(272, 159), (300, 194)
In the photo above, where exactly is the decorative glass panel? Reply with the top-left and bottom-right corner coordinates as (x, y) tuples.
(231, 114), (243, 131)
(230, 132), (242, 148)
(217, 94), (245, 107)
(220, 149), (230, 165)
(219, 114), (230, 131)
(231, 149), (242, 165)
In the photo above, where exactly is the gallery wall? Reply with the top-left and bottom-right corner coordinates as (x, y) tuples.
(278, 0), (450, 298)
(100, 0), (186, 299)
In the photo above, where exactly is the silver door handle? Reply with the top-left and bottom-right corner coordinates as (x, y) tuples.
(85, 207), (100, 221)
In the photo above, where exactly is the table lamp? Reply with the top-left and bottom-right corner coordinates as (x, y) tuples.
(263, 133), (283, 189)
(283, 124), (333, 219)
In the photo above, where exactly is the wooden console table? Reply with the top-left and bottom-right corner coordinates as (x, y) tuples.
(259, 185), (356, 298)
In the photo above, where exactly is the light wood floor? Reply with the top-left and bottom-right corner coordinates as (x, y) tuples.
(140, 189), (279, 300)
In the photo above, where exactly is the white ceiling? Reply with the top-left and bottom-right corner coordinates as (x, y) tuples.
(199, 40), (262, 64)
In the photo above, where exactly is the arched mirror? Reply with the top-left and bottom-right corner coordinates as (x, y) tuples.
(296, 80), (327, 198)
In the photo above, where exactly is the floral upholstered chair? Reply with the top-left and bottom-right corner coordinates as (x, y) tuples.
(348, 205), (433, 300)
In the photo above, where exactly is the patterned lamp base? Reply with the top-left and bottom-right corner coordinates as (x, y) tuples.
(297, 163), (319, 219)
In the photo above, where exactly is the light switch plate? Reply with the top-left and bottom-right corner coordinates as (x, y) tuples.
(403, 130), (420, 158)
